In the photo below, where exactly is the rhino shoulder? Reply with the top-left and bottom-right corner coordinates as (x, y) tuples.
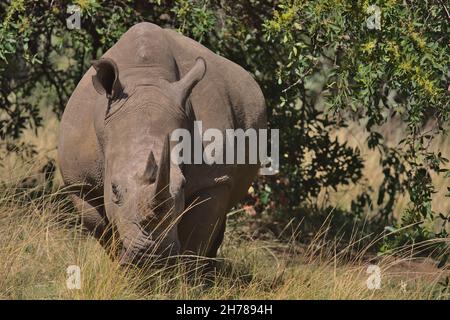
(163, 28), (266, 130)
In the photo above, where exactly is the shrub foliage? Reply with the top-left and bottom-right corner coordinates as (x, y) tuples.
(0, 0), (448, 249)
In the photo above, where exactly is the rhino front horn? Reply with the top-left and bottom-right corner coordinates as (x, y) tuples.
(155, 135), (171, 200)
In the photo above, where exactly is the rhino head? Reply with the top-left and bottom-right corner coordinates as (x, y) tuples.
(91, 57), (206, 266)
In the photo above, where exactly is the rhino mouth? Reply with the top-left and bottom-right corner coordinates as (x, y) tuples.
(118, 233), (180, 267)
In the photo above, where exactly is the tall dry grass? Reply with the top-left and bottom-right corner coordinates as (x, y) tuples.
(0, 174), (448, 299)
(0, 110), (448, 299)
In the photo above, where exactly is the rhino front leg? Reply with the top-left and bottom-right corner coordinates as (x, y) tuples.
(178, 185), (230, 258)
(69, 193), (113, 250)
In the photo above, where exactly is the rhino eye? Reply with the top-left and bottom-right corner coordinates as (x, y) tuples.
(111, 183), (123, 205)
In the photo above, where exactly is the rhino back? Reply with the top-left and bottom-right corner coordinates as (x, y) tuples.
(58, 22), (266, 196)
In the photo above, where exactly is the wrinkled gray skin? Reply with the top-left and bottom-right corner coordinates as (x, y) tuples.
(58, 22), (266, 266)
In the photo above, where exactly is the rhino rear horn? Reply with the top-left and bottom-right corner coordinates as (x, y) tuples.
(142, 151), (158, 184)
(171, 57), (206, 108)
(91, 58), (123, 100)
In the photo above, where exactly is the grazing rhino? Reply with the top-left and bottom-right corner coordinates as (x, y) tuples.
(58, 22), (266, 265)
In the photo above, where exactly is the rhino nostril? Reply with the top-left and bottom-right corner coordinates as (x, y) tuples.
(111, 183), (124, 205)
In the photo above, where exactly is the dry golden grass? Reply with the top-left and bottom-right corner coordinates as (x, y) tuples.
(0, 111), (448, 300)
(0, 177), (448, 299)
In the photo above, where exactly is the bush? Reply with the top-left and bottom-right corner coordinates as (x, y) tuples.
(0, 0), (448, 252)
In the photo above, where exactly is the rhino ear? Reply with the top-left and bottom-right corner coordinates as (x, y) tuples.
(91, 58), (123, 99)
(171, 57), (206, 108)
